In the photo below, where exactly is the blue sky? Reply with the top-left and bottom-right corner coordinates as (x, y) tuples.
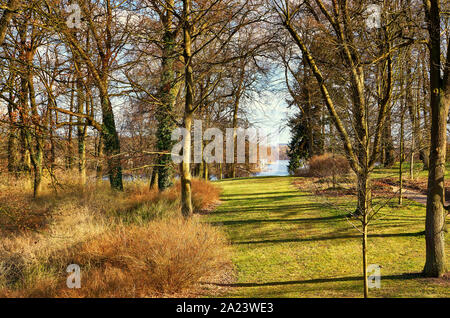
(246, 69), (296, 146)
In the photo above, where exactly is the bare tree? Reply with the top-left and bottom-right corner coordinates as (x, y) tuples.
(272, 0), (418, 297)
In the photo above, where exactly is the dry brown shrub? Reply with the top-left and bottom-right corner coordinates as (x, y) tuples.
(5, 217), (231, 297)
(308, 153), (350, 179)
(172, 178), (221, 212)
(0, 173), (227, 297)
(189, 178), (221, 211)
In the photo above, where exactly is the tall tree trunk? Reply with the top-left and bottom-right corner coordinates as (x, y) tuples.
(20, 129), (31, 175)
(231, 96), (240, 178)
(27, 61), (44, 198)
(203, 159), (208, 181)
(31, 149), (43, 198)
(77, 122), (87, 185)
(49, 109), (56, 173)
(18, 19), (45, 198)
(410, 135), (414, 179)
(76, 61), (87, 186)
(18, 50), (31, 177)
(423, 0), (448, 278)
(7, 128), (19, 175)
(382, 110), (395, 167)
(357, 170), (370, 298)
(302, 59), (314, 157)
(180, 113), (193, 217)
(218, 162), (223, 180)
(157, 3), (178, 191)
(399, 107), (404, 205)
(362, 216), (368, 298)
(96, 133), (103, 184)
(87, 0), (122, 191)
(180, 0), (194, 217)
(66, 80), (75, 170)
(197, 140), (204, 178)
(100, 92), (123, 191)
(99, 13), (122, 190)
(7, 88), (20, 176)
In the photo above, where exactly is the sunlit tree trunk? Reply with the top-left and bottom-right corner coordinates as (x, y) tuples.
(180, 0), (194, 217)
(203, 159), (208, 181)
(399, 106), (404, 205)
(27, 56), (44, 198)
(180, 113), (193, 217)
(422, 0), (448, 277)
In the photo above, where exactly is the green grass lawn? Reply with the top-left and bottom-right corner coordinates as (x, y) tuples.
(207, 176), (449, 298)
(371, 161), (450, 180)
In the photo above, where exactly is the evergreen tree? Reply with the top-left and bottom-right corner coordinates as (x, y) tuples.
(287, 114), (309, 175)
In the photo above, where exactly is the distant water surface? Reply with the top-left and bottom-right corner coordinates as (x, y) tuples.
(113, 159), (291, 182)
(254, 160), (290, 177)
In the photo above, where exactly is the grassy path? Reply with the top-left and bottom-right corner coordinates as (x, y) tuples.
(207, 176), (449, 298)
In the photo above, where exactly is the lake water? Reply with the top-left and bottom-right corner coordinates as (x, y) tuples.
(254, 160), (290, 177)
(117, 159), (291, 182)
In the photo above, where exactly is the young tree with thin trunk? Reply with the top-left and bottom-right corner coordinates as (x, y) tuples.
(273, 0), (416, 297)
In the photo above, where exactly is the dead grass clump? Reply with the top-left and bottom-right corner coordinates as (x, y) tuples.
(0, 207), (110, 295)
(0, 172), (227, 297)
(0, 177), (52, 235)
(109, 178), (221, 221)
(6, 217), (231, 297)
(117, 197), (180, 224)
(0, 203), (51, 235)
(174, 178), (221, 212)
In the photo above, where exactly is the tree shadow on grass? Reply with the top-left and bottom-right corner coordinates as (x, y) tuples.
(221, 194), (312, 202)
(213, 203), (349, 215)
(234, 231), (425, 245)
(222, 191), (300, 198)
(205, 273), (422, 288)
(211, 214), (347, 226)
